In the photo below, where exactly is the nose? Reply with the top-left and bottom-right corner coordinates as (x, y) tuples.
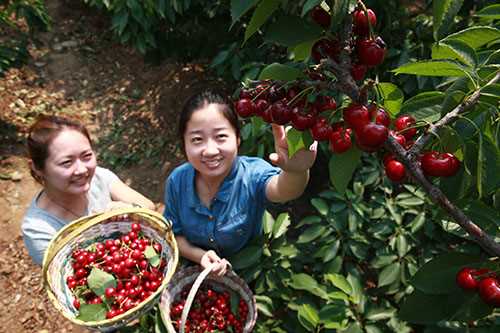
(203, 139), (219, 156)
(73, 159), (88, 175)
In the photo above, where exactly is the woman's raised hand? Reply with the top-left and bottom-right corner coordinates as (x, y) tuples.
(269, 124), (318, 173)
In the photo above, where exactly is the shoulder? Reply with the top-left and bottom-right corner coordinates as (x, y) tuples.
(22, 201), (62, 235)
(167, 162), (192, 182)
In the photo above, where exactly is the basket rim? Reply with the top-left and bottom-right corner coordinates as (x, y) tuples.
(42, 207), (179, 328)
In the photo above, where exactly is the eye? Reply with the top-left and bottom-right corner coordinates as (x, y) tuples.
(60, 160), (72, 167)
(82, 152), (94, 160)
(191, 137), (202, 144)
(216, 133), (228, 140)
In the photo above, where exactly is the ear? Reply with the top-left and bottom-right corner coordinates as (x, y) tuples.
(29, 160), (44, 179)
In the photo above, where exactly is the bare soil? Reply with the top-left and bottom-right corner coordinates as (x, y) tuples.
(0, 1), (225, 332)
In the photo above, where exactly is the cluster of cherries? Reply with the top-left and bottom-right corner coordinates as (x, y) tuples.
(456, 267), (500, 307)
(170, 286), (249, 333)
(310, 4), (385, 81)
(65, 223), (167, 319)
(235, 80), (460, 183)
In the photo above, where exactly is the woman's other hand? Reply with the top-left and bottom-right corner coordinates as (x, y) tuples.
(200, 250), (230, 276)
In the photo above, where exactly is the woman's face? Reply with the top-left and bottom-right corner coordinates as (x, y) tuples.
(184, 103), (240, 182)
(37, 129), (97, 196)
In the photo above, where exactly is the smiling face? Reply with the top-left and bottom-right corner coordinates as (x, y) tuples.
(36, 129), (97, 196)
(183, 103), (240, 183)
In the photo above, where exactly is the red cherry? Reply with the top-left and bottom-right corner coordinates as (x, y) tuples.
(235, 98), (255, 118)
(421, 151), (460, 177)
(75, 268), (87, 279)
(343, 104), (370, 131)
(355, 123), (388, 150)
(291, 107), (317, 131)
(105, 287), (116, 299)
(368, 105), (391, 127)
(314, 96), (337, 113)
(254, 99), (269, 116)
(385, 160), (406, 182)
(68, 280), (77, 289)
(131, 223), (141, 232)
(441, 153), (460, 177)
(456, 267), (482, 291)
(153, 243), (162, 253)
(351, 63), (367, 81)
(329, 128), (352, 153)
(478, 277), (500, 307)
(311, 6), (331, 29)
(352, 8), (377, 36)
(389, 130), (406, 146)
(270, 101), (292, 125)
(357, 37), (386, 67)
(73, 298), (80, 309)
(310, 117), (333, 141)
(394, 115), (417, 140)
(311, 38), (340, 63)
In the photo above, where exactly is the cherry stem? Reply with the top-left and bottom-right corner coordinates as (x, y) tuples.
(287, 86), (314, 107)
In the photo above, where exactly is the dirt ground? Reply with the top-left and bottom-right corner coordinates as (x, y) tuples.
(0, 1), (226, 332)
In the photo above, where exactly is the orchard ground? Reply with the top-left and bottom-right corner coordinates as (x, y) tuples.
(0, 0), (227, 331)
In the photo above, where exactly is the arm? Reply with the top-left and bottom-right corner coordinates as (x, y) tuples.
(265, 124), (317, 203)
(109, 179), (155, 210)
(176, 235), (229, 276)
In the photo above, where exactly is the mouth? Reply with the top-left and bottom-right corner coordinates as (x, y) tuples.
(202, 159), (223, 169)
(71, 175), (90, 186)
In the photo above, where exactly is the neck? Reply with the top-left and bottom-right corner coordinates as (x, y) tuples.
(42, 188), (88, 219)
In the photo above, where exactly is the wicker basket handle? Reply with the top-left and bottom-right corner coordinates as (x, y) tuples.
(179, 262), (231, 333)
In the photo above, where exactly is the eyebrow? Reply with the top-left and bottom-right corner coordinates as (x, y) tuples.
(187, 127), (229, 135)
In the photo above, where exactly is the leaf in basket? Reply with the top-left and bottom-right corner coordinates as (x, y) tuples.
(230, 289), (241, 319)
(88, 267), (116, 296)
(145, 245), (160, 267)
(76, 303), (107, 321)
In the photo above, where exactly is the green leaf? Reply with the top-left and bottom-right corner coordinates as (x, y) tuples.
(396, 234), (408, 257)
(399, 290), (452, 324)
(475, 4), (500, 19)
(318, 303), (348, 329)
(330, 0), (350, 32)
(409, 212), (426, 233)
(297, 304), (319, 331)
(291, 40), (315, 62)
(230, 0), (260, 27)
(378, 262), (401, 287)
(255, 295), (274, 317)
(377, 82), (404, 116)
(433, 0), (464, 41)
(259, 63), (306, 81)
(145, 245), (160, 267)
(301, 0), (322, 17)
(432, 40), (478, 67)
(229, 245), (263, 270)
(365, 307), (397, 321)
(324, 273), (352, 294)
(76, 303), (107, 321)
(400, 92), (445, 122)
(286, 128), (313, 158)
(244, 0), (281, 43)
(265, 15), (323, 47)
(329, 147), (362, 195)
(393, 60), (468, 77)
(87, 267), (116, 296)
(273, 212), (291, 239)
(443, 26), (500, 49)
(478, 135), (500, 195)
(289, 273), (319, 290)
(412, 252), (484, 294)
(297, 224), (327, 243)
(311, 198), (329, 216)
(262, 210), (274, 235)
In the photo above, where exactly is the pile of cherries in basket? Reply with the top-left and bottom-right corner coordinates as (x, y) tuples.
(65, 222), (167, 319)
(170, 286), (249, 333)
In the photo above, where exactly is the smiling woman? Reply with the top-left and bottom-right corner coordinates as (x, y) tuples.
(21, 115), (155, 265)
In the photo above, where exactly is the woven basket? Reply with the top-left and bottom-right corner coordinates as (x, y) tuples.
(159, 263), (257, 333)
(42, 207), (179, 332)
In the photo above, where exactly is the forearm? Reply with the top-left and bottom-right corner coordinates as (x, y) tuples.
(176, 235), (207, 264)
(268, 169), (309, 203)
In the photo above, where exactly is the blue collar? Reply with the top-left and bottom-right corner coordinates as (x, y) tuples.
(187, 157), (240, 208)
